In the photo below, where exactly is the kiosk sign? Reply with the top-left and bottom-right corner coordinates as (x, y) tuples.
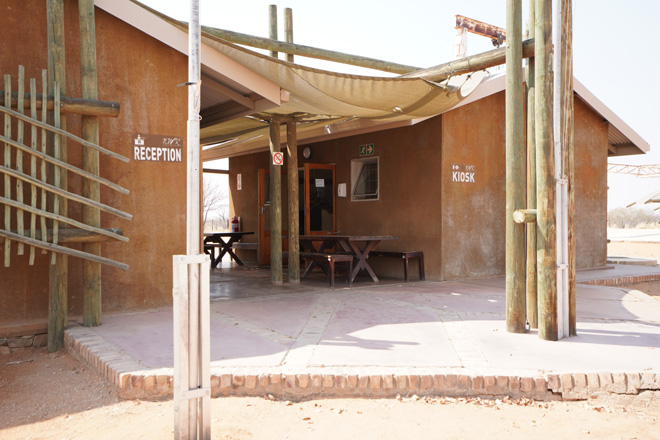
(451, 164), (476, 183)
(133, 134), (183, 162)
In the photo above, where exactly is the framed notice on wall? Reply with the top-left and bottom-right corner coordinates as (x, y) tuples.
(133, 134), (183, 162)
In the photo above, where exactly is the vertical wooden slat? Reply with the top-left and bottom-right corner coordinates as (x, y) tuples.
(51, 81), (61, 264)
(79, 0), (102, 327)
(40, 70), (48, 253)
(199, 260), (211, 439)
(187, 264), (199, 438)
(561, 0), (576, 336)
(525, 0), (538, 329)
(286, 122), (300, 283)
(16, 66), (25, 255)
(172, 256), (189, 440)
(505, 0), (526, 333)
(3, 75), (11, 267)
(535, 0), (558, 341)
(269, 121), (282, 285)
(47, 0), (68, 353)
(29, 78), (38, 265)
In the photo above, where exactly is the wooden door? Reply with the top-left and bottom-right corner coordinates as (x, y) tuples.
(304, 163), (336, 235)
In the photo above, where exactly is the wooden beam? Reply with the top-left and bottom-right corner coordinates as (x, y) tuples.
(456, 15), (507, 46)
(0, 229), (127, 270)
(199, 25), (420, 74)
(269, 121), (283, 285)
(0, 227), (124, 244)
(526, 0), (538, 330)
(513, 209), (537, 223)
(402, 38), (535, 81)
(202, 168), (229, 175)
(535, 0), (558, 341)
(505, 0), (526, 334)
(0, 92), (120, 117)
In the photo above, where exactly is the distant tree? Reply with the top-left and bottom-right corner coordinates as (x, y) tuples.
(607, 207), (660, 228)
(203, 178), (228, 230)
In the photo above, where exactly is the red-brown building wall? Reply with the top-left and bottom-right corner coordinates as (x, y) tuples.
(0, 0), (188, 326)
(229, 90), (608, 281)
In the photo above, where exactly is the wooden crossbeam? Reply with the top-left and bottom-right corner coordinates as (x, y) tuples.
(0, 91), (120, 118)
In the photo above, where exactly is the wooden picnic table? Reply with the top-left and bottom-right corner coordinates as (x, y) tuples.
(203, 231), (254, 268)
(299, 235), (397, 283)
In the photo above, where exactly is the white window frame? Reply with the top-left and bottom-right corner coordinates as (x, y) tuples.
(351, 157), (379, 201)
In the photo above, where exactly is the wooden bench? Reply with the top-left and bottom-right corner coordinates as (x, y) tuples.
(300, 252), (353, 288)
(370, 250), (425, 281)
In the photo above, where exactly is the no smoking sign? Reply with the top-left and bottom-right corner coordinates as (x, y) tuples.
(272, 151), (284, 166)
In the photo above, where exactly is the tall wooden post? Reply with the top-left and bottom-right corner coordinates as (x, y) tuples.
(525, 0), (538, 329)
(47, 0), (68, 352)
(505, 0), (526, 334)
(269, 121), (283, 285)
(560, 0), (576, 336)
(79, 0), (102, 327)
(284, 8), (294, 63)
(535, 0), (557, 341)
(269, 5), (278, 59)
(284, 8), (299, 284)
(286, 122), (300, 283)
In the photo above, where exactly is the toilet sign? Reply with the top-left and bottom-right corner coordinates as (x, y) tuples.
(451, 164), (476, 183)
(272, 151), (284, 166)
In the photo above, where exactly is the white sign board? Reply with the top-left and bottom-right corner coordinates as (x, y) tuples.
(451, 164), (476, 183)
(272, 152), (284, 166)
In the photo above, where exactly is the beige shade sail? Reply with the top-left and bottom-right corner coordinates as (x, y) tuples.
(150, 7), (485, 156)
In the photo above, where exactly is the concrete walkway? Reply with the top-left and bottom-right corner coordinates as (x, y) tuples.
(65, 264), (660, 401)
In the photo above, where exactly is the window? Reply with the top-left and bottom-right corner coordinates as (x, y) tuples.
(351, 157), (379, 201)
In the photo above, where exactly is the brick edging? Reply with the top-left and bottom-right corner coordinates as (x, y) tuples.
(64, 327), (660, 402)
(580, 274), (660, 287)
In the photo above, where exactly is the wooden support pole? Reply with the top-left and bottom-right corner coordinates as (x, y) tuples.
(269, 121), (283, 285)
(505, 0), (526, 334)
(16, 66), (25, 256)
(284, 8), (294, 63)
(79, 0), (101, 327)
(526, 0), (538, 329)
(269, 5), (278, 59)
(286, 122), (300, 284)
(47, 0), (68, 352)
(560, 0), (576, 336)
(3, 76), (11, 268)
(535, 0), (558, 341)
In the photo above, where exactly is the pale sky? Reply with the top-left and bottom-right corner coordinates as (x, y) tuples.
(139, 0), (660, 211)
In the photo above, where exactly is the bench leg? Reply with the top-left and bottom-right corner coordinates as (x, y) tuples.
(329, 258), (335, 288)
(347, 258), (353, 287)
(402, 255), (410, 282)
(419, 255), (425, 280)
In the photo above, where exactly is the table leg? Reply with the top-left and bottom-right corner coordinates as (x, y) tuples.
(346, 240), (380, 283)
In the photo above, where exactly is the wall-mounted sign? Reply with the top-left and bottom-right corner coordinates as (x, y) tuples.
(451, 164), (476, 183)
(133, 134), (183, 162)
(359, 143), (374, 156)
(272, 151), (284, 166)
(237, 173), (242, 191)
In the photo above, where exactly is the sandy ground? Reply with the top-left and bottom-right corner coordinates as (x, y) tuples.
(1, 240), (659, 440)
(1, 347), (659, 440)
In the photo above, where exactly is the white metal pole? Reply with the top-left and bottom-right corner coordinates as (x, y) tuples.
(552, 0), (569, 339)
(187, 0), (201, 255)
